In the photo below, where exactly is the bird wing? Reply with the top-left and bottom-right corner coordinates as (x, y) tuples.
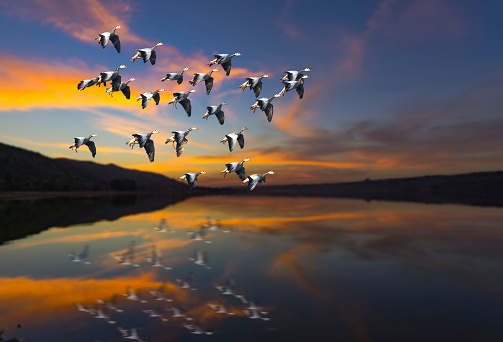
(296, 82), (304, 99)
(177, 74), (183, 84)
(225, 162), (237, 172)
(144, 139), (155, 162)
(84, 140), (97, 158)
(121, 85), (131, 99)
(179, 99), (191, 117)
(153, 92), (161, 105)
(215, 111), (225, 125)
(253, 80), (263, 98)
(221, 61), (232, 76)
(140, 49), (151, 63)
(226, 134), (237, 152)
(150, 50), (157, 65)
(285, 71), (297, 81)
(176, 138), (188, 157)
(99, 33), (109, 48)
(264, 103), (274, 122)
(141, 94), (152, 109)
(237, 133), (245, 148)
(236, 167), (246, 181)
(205, 77), (214, 95)
(214, 53), (227, 60)
(77, 80), (88, 90)
(112, 75), (122, 91)
(74, 137), (85, 147)
(133, 134), (148, 148)
(191, 73), (204, 85)
(110, 34), (121, 53)
(247, 175), (260, 191)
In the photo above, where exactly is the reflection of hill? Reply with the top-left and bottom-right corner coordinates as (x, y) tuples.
(0, 142), (187, 192)
(254, 171), (503, 207)
(0, 195), (183, 245)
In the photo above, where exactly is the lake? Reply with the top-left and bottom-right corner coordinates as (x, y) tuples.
(1, 195), (503, 341)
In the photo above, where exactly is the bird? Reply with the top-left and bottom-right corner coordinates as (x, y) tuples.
(126, 130), (159, 162)
(95, 25), (121, 53)
(168, 305), (193, 320)
(122, 327), (145, 341)
(123, 286), (147, 303)
(165, 126), (199, 157)
(167, 90), (196, 116)
(189, 250), (211, 269)
(208, 299), (235, 315)
(77, 76), (101, 90)
(188, 69), (218, 95)
(147, 246), (172, 270)
(131, 42), (164, 65)
(208, 53), (242, 76)
(113, 241), (140, 267)
(142, 308), (169, 322)
(93, 308), (116, 324)
(136, 88), (164, 109)
(98, 65), (126, 88)
(153, 218), (174, 233)
(221, 158), (250, 181)
(250, 94), (281, 122)
(220, 127), (248, 152)
(67, 245), (91, 264)
(178, 171), (206, 190)
(162, 67), (189, 84)
(245, 308), (271, 321)
(69, 134), (98, 158)
(183, 324), (214, 335)
(280, 68), (311, 81)
(202, 102), (227, 125)
(238, 74), (269, 97)
(242, 171), (275, 191)
(278, 75), (309, 99)
(176, 272), (197, 291)
(106, 77), (135, 99)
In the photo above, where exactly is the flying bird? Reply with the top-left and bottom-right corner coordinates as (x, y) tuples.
(165, 127), (199, 157)
(280, 68), (311, 81)
(131, 42), (164, 65)
(250, 94), (281, 122)
(98, 64), (126, 88)
(239, 74), (269, 97)
(167, 90), (196, 116)
(77, 76), (101, 91)
(208, 53), (241, 76)
(67, 245), (91, 264)
(95, 25), (121, 53)
(188, 69), (218, 95)
(202, 102), (227, 125)
(106, 77), (135, 99)
(69, 134), (98, 157)
(178, 171), (206, 190)
(137, 88), (164, 109)
(242, 171), (275, 191)
(190, 250), (212, 269)
(278, 75), (309, 99)
(162, 67), (189, 84)
(127, 130), (159, 162)
(221, 127), (248, 152)
(221, 158), (249, 181)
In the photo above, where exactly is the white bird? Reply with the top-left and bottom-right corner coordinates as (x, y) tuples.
(168, 306), (193, 320)
(176, 272), (197, 291)
(202, 102), (227, 125)
(143, 309), (169, 322)
(106, 77), (135, 99)
(165, 127), (199, 157)
(221, 127), (248, 152)
(242, 171), (275, 191)
(69, 134), (98, 158)
(122, 286), (147, 303)
(246, 308), (271, 321)
(127, 130), (159, 163)
(250, 94), (282, 122)
(184, 324), (214, 335)
(77, 76), (101, 90)
(153, 218), (174, 233)
(123, 327), (145, 341)
(239, 74), (269, 97)
(167, 90), (196, 116)
(178, 171), (206, 190)
(94, 309), (116, 324)
(190, 250), (212, 269)
(278, 75), (309, 99)
(131, 42), (164, 65)
(162, 67), (188, 84)
(95, 25), (121, 53)
(67, 244), (91, 264)
(221, 158), (249, 181)
(188, 69), (218, 95)
(98, 64), (126, 88)
(208, 53), (242, 76)
(136, 89), (164, 109)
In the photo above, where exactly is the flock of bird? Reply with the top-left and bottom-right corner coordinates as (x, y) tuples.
(69, 218), (272, 341)
(73, 25), (310, 191)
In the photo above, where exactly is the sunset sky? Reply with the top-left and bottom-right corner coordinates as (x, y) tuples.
(1, 0), (503, 187)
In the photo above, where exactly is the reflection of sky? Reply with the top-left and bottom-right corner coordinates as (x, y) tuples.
(1, 1), (503, 186)
(1, 197), (503, 341)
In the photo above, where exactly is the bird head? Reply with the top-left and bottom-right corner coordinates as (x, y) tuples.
(301, 75), (309, 79)
(199, 171), (206, 175)
(189, 90), (197, 93)
(302, 68), (311, 72)
(151, 130), (159, 134)
(183, 67), (189, 71)
(155, 42), (164, 47)
(91, 134), (98, 137)
(119, 65), (127, 69)
(115, 25), (121, 29)
(221, 102), (228, 106)
(233, 53), (242, 56)
(262, 74), (269, 78)
(190, 126), (199, 130)
(158, 88), (165, 92)
(212, 69), (219, 73)
(242, 158), (250, 162)
(273, 93), (282, 98)
(241, 127), (249, 131)
(267, 171), (275, 175)
(129, 78), (136, 82)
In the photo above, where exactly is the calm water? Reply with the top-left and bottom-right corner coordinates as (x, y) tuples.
(1, 196), (503, 342)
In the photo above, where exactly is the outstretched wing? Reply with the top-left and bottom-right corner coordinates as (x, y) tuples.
(226, 134), (237, 152)
(121, 85), (131, 99)
(153, 92), (161, 105)
(177, 74), (183, 84)
(112, 75), (122, 91)
(221, 61), (232, 76)
(84, 140), (97, 158)
(236, 167), (246, 181)
(205, 77), (214, 95)
(150, 50), (157, 65)
(264, 103), (273, 122)
(176, 138), (188, 157)
(141, 94), (151, 109)
(144, 139), (155, 162)
(99, 34), (109, 48)
(253, 80), (263, 98)
(247, 175), (260, 192)
(110, 34), (121, 53)
(296, 82), (304, 99)
(179, 99), (191, 117)
(215, 111), (225, 125)
(191, 73), (204, 85)
(140, 49), (151, 63)
(237, 133), (245, 149)
(133, 134), (148, 148)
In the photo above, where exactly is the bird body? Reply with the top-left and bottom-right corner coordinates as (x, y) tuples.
(131, 42), (163, 64)
(162, 67), (188, 84)
(203, 102), (227, 125)
(166, 126), (198, 157)
(239, 74), (269, 97)
(127, 130), (159, 162)
(221, 158), (249, 180)
(69, 134), (98, 157)
(242, 171), (275, 191)
(221, 127), (248, 152)
(106, 77), (135, 99)
(78, 76), (101, 90)
(188, 69), (218, 95)
(95, 25), (121, 53)
(167, 90), (196, 116)
(136, 88), (164, 109)
(178, 171), (206, 190)
(208, 52), (241, 76)
(251, 94), (281, 122)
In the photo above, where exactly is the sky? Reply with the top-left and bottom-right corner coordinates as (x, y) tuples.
(1, 0), (503, 187)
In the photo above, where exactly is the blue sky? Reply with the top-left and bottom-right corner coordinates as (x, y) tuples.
(1, 0), (503, 186)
